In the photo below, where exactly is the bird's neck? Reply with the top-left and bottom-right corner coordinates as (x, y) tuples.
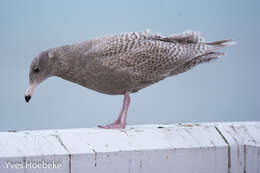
(52, 44), (88, 83)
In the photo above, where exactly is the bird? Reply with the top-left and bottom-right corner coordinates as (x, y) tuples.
(25, 30), (234, 129)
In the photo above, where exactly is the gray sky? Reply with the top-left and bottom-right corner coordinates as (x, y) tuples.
(0, 0), (259, 132)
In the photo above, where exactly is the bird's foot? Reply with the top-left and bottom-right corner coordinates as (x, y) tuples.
(98, 122), (126, 129)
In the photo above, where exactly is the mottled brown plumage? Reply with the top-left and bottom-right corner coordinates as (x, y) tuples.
(25, 30), (234, 129)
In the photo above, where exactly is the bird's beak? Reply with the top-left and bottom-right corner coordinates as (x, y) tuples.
(25, 83), (37, 103)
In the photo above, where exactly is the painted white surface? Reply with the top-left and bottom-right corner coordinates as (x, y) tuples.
(0, 122), (259, 173)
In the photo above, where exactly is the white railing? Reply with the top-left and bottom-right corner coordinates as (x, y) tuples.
(0, 122), (259, 173)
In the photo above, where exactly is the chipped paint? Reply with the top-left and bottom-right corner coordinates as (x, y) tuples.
(53, 134), (70, 153)
(92, 149), (97, 167)
(23, 157), (26, 173)
(215, 126), (231, 173)
(157, 126), (165, 129)
(226, 129), (241, 166)
(134, 129), (144, 132)
(257, 149), (260, 173)
(210, 140), (216, 148)
(242, 126), (257, 143)
(180, 124), (194, 127)
(68, 154), (72, 173)
(177, 123), (201, 127)
(139, 160), (142, 168)
(243, 145), (247, 173)
(121, 130), (129, 136)
(52, 134), (71, 173)
(128, 154), (132, 173)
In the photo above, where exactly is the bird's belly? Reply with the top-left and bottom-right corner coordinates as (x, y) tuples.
(86, 75), (133, 95)
(63, 69), (136, 95)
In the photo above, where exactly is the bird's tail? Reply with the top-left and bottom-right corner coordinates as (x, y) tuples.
(206, 39), (236, 48)
(190, 39), (235, 66)
(167, 32), (235, 76)
(195, 39), (235, 59)
(155, 30), (235, 67)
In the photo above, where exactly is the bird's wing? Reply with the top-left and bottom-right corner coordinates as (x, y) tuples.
(85, 31), (205, 82)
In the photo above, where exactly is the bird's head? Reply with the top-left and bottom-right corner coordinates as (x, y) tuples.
(25, 49), (57, 103)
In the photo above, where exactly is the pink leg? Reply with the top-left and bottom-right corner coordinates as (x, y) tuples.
(98, 92), (131, 129)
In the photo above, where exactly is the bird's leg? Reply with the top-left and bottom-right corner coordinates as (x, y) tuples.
(98, 92), (131, 129)
(112, 94), (127, 123)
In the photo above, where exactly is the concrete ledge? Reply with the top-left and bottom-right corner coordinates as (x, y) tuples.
(0, 122), (259, 173)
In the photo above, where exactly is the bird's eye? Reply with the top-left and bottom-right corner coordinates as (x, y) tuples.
(33, 67), (40, 73)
